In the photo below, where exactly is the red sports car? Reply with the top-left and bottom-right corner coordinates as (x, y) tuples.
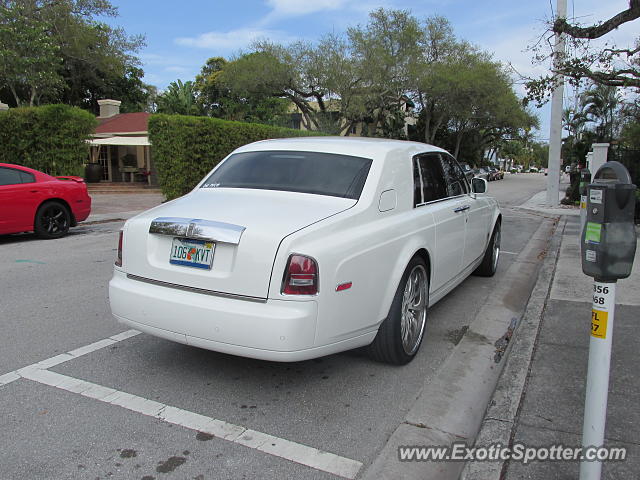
(0, 163), (92, 238)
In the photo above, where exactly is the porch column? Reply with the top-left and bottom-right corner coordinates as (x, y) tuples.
(591, 143), (609, 175)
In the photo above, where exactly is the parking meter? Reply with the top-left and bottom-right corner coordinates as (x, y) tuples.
(579, 169), (591, 202)
(579, 168), (592, 233)
(581, 161), (637, 282)
(579, 161), (636, 480)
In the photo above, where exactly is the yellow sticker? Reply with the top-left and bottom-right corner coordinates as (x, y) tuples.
(591, 309), (608, 339)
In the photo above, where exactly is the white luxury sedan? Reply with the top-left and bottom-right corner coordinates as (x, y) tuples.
(109, 137), (501, 365)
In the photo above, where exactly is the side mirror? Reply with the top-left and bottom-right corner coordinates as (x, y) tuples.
(472, 177), (487, 194)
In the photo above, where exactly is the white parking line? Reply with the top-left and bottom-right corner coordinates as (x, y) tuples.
(20, 368), (362, 479)
(0, 328), (363, 478)
(0, 330), (140, 387)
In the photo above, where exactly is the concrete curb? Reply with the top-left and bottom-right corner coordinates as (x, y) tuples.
(81, 211), (146, 224)
(360, 216), (559, 480)
(459, 216), (566, 480)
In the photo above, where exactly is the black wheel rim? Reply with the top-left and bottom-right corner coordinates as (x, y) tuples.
(41, 205), (68, 235)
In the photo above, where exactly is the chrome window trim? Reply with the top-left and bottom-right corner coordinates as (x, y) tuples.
(415, 193), (468, 208)
(126, 274), (267, 303)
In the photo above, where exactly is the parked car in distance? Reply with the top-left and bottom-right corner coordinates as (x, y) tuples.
(109, 138), (501, 365)
(0, 163), (91, 238)
(473, 167), (490, 181)
(488, 167), (503, 181)
(459, 162), (474, 183)
(528, 166), (539, 173)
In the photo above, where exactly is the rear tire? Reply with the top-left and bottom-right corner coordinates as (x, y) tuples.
(473, 221), (500, 277)
(368, 257), (429, 365)
(34, 201), (71, 239)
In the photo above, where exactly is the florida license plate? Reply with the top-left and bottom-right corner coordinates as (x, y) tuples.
(169, 238), (215, 269)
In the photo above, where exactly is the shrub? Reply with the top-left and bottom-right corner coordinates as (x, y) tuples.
(0, 104), (97, 176)
(148, 114), (322, 200)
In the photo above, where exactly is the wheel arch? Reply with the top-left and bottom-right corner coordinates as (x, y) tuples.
(494, 212), (502, 230)
(376, 242), (433, 327)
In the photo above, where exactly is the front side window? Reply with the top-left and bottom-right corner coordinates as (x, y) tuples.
(201, 150), (372, 200)
(413, 154), (448, 206)
(439, 154), (469, 197)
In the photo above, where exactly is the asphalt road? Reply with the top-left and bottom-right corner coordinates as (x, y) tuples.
(0, 173), (552, 480)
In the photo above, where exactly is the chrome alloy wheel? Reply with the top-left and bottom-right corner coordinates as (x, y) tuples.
(400, 264), (428, 355)
(492, 226), (501, 272)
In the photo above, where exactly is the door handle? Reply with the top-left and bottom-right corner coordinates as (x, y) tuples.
(453, 205), (470, 213)
(30, 190), (39, 193)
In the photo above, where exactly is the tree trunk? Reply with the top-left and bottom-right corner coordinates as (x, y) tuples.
(9, 84), (21, 107)
(453, 131), (464, 159)
(430, 115), (443, 144)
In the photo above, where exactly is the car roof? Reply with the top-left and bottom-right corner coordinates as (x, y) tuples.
(233, 137), (448, 161)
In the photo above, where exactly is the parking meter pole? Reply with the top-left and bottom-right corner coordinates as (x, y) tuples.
(579, 281), (616, 480)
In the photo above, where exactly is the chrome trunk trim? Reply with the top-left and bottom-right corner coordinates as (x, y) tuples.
(126, 274), (267, 303)
(149, 217), (245, 244)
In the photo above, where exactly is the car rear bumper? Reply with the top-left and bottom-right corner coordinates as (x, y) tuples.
(72, 197), (92, 223)
(109, 269), (333, 361)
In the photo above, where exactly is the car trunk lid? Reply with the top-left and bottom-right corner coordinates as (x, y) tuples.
(123, 188), (356, 299)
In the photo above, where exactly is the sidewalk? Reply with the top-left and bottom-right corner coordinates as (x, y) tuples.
(83, 191), (165, 223)
(464, 216), (640, 479)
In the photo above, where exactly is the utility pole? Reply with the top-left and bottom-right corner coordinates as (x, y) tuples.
(546, 0), (567, 206)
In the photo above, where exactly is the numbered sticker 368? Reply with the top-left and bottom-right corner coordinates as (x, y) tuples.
(591, 283), (613, 339)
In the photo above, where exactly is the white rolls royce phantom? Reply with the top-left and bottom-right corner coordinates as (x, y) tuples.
(109, 137), (501, 364)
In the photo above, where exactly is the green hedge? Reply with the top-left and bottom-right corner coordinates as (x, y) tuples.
(148, 114), (322, 200)
(0, 104), (97, 176)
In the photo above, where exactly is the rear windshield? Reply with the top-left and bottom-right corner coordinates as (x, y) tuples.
(201, 150), (372, 200)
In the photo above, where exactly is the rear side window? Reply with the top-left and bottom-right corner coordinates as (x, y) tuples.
(413, 154), (447, 206)
(0, 167), (35, 186)
(18, 171), (35, 183)
(439, 154), (469, 196)
(201, 150), (372, 200)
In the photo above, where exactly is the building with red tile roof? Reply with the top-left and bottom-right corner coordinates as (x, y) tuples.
(89, 100), (156, 184)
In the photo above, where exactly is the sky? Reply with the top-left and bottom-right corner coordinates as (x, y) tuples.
(105, 0), (638, 140)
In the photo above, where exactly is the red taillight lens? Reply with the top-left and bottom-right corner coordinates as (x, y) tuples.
(282, 254), (318, 295)
(115, 231), (123, 267)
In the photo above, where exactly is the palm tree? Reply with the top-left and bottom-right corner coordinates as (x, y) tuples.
(580, 85), (621, 141)
(562, 107), (587, 140)
(156, 80), (202, 115)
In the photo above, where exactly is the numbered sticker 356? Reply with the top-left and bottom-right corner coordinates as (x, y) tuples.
(591, 283), (612, 339)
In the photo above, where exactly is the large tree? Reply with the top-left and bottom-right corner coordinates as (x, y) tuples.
(0, 1), (62, 106)
(0, 0), (147, 111)
(204, 8), (534, 158)
(347, 8), (422, 137)
(194, 56), (289, 124)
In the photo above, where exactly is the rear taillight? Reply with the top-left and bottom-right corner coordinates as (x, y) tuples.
(282, 254), (318, 295)
(115, 231), (123, 267)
